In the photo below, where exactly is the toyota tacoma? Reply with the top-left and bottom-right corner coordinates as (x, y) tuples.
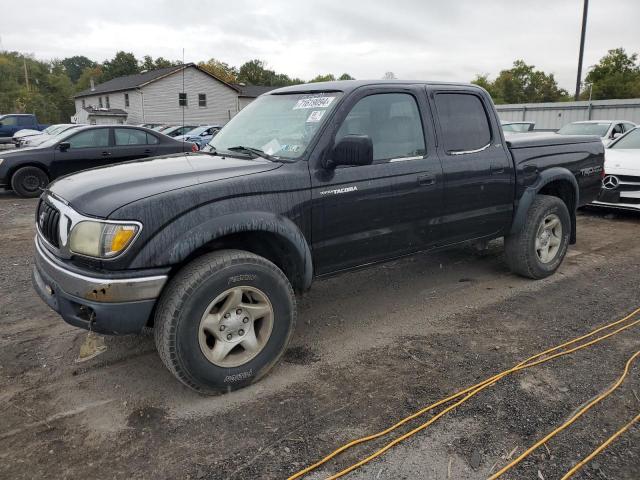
(32, 81), (604, 393)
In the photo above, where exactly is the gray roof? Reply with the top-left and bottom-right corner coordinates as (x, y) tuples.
(75, 63), (239, 98)
(83, 106), (128, 116)
(234, 84), (279, 98)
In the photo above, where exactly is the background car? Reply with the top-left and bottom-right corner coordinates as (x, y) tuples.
(174, 125), (222, 149)
(160, 125), (199, 137)
(16, 124), (84, 148)
(592, 127), (640, 211)
(557, 120), (637, 145)
(0, 125), (197, 197)
(501, 121), (536, 132)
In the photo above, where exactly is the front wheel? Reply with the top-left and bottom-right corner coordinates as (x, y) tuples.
(11, 166), (49, 198)
(504, 195), (571, 279)
(154, 250), (296, 393)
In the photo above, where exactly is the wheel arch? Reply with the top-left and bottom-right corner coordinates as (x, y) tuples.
(511, 167), (579, 244)
(165, 212), (313, 293)
(8, 162), (50, 183)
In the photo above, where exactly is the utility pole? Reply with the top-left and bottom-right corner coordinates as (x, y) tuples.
(575, 0), (589, 100)
(23, 57), (30, 91)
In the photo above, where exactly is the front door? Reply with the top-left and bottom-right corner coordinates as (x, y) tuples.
(310, 87), (444, 275)
(430, 89), (514, 244)
(51, 127), (113, 178)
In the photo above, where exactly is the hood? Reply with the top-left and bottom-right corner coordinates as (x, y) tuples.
(604, 149), (640, 175)
(13, 129), (43, 139)
(48, 152), (281, 217)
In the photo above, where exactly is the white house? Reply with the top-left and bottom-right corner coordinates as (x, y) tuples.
(73, 63), (275, 126)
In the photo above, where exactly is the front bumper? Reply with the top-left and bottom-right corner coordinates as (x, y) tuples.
(32, 238), (168, 334)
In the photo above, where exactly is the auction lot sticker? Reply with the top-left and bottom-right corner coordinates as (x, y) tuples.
(294, 95), (336, 109)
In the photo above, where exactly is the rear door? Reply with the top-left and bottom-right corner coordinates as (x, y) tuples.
(111, 128), (159, 162)
(310, 86), (444, 275)
(429, 88), (514, 244)
(51, 127), (112, 177)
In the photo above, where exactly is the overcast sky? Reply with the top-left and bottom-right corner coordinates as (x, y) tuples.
(0, 0), (638, 90)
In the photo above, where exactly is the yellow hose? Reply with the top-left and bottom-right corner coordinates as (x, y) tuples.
(287, 306), (640, 480)
(489, 350), (640, 478)
(561, 411), (640, 480)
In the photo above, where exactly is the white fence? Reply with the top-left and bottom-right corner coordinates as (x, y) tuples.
(495, 98), (640, 130)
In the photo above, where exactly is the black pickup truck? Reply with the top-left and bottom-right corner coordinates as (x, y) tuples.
(32, 81), (604, 393)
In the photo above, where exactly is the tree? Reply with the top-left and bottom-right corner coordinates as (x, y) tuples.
(583, 48), (640, 100)
(338, 73), (355, 80)
(473, 60), (568, 104)
(237, 59), (298, 86)
(198, 58), (238, 84)
(76, 65), (104, 92)
(61, 55), (96, 83)
(309, 74), (336, 83)
(382, 72), (396, 80)
(102, 51), (139, 81)
(141, 55), (180, 71)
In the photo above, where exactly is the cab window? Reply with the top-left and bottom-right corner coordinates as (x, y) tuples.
(435, 93), (492, 153)
(335, 93), (426, 162)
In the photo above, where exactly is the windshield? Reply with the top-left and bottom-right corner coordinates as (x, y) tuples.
(206, 92), (343, 160)
(610, 128), (640, 149)
(557, 122), (610, 137)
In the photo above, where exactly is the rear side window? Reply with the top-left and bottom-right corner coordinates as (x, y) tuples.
(435, 93), (492, 153)
(336, 93), (426, 162)
(115, 128), (148, 145)
(67, 129), (110, 149)
(18, 116), (33, 126)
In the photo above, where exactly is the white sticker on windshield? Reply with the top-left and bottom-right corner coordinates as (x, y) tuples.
(262, 139), (281, 155)
(306, 110), (325, 123)
(293, 96), (335, 110)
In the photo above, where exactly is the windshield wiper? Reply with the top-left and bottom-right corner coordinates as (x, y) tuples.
(227, 145), (277, 161)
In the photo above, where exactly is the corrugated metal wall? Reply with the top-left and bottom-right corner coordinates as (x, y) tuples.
(495, 98), (640, 130)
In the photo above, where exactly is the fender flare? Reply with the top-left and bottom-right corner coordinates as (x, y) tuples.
(510, 167), (579, 243)
(165, 211), (313, 291)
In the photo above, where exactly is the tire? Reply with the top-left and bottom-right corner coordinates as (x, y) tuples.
(154, 249), (296, 394)
(504, 195), (571, 279)
(11, 166), (49, 198)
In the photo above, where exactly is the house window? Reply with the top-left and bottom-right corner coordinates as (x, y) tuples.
(179, 93), (187, 107)
(98, 97), (103, 108)
(81, 99), (86, 108)
(198, 93), (206, 107)
(105, 96), (110, 109)
(124, 93), (130, 107)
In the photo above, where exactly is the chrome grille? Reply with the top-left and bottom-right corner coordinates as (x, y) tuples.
(37, 200), (61, 248)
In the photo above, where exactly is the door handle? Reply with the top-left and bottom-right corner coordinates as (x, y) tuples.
(143, 149), (152, 154)
(417, 173), (436, 186)
(101, 151), (112, 157)
(490, 164), (506, 175)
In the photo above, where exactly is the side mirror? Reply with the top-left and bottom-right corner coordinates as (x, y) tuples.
(58, 141), (71, 152)
(326, 135), (373, 169)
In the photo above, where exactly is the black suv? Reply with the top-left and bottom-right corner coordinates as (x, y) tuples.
(32, 81), (604, 393)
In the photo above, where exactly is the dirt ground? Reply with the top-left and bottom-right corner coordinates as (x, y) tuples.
(1, 192), (639, 480)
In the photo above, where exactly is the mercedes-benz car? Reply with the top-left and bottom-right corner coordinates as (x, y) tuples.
(592, 127), (640, 211)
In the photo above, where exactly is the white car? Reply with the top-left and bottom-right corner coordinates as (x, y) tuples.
(12, 124), (81, 148)
(557, 120), (637, 146)
(592, 127), (640, 211)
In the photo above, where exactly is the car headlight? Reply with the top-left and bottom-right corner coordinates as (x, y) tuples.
(0, 159), (4, 166)
(69, 221), (140, 258)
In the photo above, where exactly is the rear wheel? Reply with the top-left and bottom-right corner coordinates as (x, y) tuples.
(504, 195), (571, 279)
(11, 166), (48, 198)
(154, 250), (296, 393)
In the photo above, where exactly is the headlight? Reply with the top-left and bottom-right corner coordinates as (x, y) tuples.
(0, 159), (4, 166)
(69, 221), (140, 258)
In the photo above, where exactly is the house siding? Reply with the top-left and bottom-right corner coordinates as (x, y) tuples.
(140, 68), (239, 125)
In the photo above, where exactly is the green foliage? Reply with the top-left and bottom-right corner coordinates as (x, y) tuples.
(141, 55), (181, 71)
(472, 60), (569, 104)
(583, 48), (640, 100)
(60, 55), (96, 83)
(309, 74), (336, 83)
(101, 51), (139, 81)
(338, 73), (354, 80)
(198, 58), (238, 84)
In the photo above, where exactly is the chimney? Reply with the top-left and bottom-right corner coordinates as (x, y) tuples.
(90, 78), (95, 92)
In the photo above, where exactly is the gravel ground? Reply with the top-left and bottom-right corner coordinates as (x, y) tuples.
(0, 191), (639, 480)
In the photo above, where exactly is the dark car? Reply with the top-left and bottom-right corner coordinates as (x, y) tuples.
(0, 125), (196, 197)
(32, 80), (604, 393)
